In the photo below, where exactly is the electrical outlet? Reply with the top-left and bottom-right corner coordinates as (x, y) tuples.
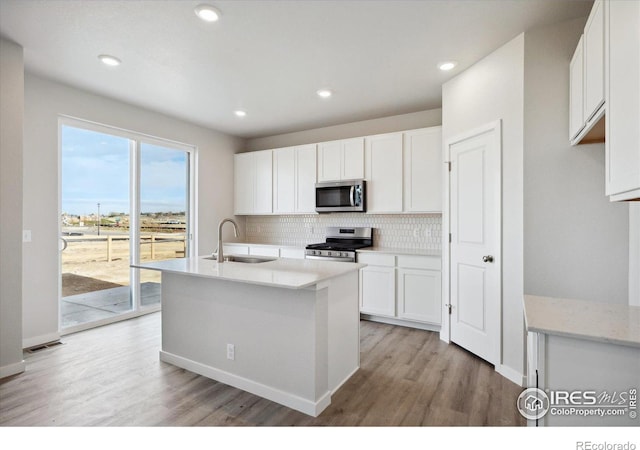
(425, 228), (432, 238)
(23, 230), (32, 243)
(413, 228), (419, 238)
(226, 343), (235, 360)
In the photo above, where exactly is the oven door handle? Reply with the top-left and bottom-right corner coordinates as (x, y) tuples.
(350, 185), (355, 206)
(305, 255), (354, 263)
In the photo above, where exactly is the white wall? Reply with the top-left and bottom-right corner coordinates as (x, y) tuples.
(0, 38), (26, 378)
(442, 35), (525, 380)
(523, 17), (629, 305)
(245, 109), (441, 151)
(23, 74), (244, 347)
(630, 204), (640, 307)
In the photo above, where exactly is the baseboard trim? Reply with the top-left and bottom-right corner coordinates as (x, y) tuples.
(0, 360), (26, 379)
(496, 363), (526, 387)
(160, 350), (332, 417)
(361, 314), (441, 332)
(332, 366), (359, 395)
(23, 332), (61, 350)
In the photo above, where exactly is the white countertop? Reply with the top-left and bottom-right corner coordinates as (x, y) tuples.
(357, 247), (441, 257)
(523, 295), (640, 349)
(133, 256), (364, 290)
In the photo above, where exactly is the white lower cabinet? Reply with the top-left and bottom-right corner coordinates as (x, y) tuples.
(249, 245), (280, 257)
(222, 244), (250, 255)
(397, 268), (441, 324)
(358, 252), (441, 328)
(359, 263), (396, 316)
(222, 243), (305, 259)
(279, 247), (305, 259)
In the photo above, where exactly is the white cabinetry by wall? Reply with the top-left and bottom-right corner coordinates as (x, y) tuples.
(249, 245), (280, 257)
(569, 0), (606, 145)
(403, 127), (443, 212)
(359, 253), (396, 317)
(605, 0), (640, 201)
(234, 150), (273, 215)
(223, 243), (305, 259)
(222, 243), (250, 255)
(569, 35), (585, 140)
(359, 252), (442, 330)
(273, 144), (317, 214)
(317, 138), (364, 182)
(365, 133), (403, 213)
(234, 126), (443, 214)
(397, 256), (442, 324)
(584, 0), (605, 121)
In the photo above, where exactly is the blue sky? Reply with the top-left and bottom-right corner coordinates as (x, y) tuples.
(61, 126), (188, 216)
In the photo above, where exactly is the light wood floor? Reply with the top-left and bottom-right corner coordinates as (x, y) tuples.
(0, 313), (525, 426)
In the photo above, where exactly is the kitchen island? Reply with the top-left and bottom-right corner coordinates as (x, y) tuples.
(134, 256), (364, 416)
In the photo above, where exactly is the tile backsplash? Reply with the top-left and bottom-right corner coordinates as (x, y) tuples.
(245, 214), (442, 251)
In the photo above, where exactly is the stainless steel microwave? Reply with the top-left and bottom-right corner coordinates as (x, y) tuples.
(315, 179), (366, 213)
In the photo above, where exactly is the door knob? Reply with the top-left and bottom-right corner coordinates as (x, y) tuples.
(482, 255), (494, 263)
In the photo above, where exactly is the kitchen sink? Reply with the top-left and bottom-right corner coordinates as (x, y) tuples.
(203, 255), (277, 264)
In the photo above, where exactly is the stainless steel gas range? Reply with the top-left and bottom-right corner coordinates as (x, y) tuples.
(304, 227), (373, 263)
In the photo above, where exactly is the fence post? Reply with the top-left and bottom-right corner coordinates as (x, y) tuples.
(107, 236), (112, 262)
(151, 235), (156, 259)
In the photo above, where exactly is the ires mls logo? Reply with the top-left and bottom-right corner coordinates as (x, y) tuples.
(517, 388), (550, 420)
(517, 388), (638, 421)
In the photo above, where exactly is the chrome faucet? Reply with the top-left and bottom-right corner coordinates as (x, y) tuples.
(217, 218), (239, 263)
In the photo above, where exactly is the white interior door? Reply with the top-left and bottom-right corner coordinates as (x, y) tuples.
(448, 122), (501, 366)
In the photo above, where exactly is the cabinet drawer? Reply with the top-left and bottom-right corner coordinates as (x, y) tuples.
(357, 253), (395, 267)
(397, 255), (441, 271)
(249, 246), (280, 257)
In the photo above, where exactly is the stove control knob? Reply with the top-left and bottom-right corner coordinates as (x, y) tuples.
(328, 251), (332, 256)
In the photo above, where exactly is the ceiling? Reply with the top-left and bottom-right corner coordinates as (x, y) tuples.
(0, 0), (592, 139)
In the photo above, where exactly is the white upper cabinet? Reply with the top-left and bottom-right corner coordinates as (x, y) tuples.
(235, 126), (444, 214)
(234, 152), (254, 215)
(273, 147), (295, 214)
(341, 138), (365, 180)
(295, 144), (317, 212)
(570, 0), (606, 145)
(605, 0), (640, 201)
(317, 137), (364, 182)
(584, 0), (605, 121)
(365, 132), (403, 213)
(569, 35), (585, 140)
(234, 150), (273, 215)
(403, 127), (443, 213)
(254, 150), (273, 214)
(273, 144), (317, 214)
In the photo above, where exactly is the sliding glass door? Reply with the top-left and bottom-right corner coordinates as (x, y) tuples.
(137, 142), (190, 310)
(60, 119), (194, 332)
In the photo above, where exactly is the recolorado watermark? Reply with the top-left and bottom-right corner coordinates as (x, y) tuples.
(576, 442), (637, 450)
(516, 387), (638, 421)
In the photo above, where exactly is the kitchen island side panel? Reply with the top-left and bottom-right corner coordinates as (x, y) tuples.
(161, 272), (326, 401)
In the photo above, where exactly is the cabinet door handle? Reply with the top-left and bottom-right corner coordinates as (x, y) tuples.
(482, 255), (494, 263)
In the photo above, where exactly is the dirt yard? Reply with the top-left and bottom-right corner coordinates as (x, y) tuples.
(61, 233), (185, 296)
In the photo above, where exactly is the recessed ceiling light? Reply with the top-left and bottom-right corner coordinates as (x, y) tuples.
(195, 4), (221, 22)
(234, 110), (247, 117)
(98, 54), (121, 66)
(438, 61), (457, 71)
(316, 89), (332, 98)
